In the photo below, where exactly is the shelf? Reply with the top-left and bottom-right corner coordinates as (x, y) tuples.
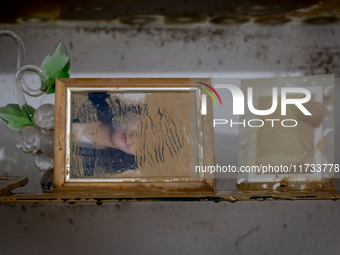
(1, 189), (340, 203)
(2, 0), (340, 26)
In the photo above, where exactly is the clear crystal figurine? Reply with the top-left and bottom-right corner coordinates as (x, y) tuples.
(33, 103), (55, 130)
(34, 152), (54, 172)
(16, 126), (41, 154)
(40, 169), (54, 192)
(0, 30), (70, 192)
(40, 130), (54, 158)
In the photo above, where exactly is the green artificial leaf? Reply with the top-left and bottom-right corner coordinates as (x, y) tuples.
(40, 42), (70, 94)
(0, 104), (36, 132)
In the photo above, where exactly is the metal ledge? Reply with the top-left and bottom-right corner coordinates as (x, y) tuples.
(1, 189), (340, 203)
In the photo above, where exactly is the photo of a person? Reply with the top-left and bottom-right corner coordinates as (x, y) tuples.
(71, 93), (143, 177)
(70, 91), (192, 178)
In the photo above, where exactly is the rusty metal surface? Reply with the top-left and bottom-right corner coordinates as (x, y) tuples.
(1, 189), (340, 203)
(1, 0), (340, 26)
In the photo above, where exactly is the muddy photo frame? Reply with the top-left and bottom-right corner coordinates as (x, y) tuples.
(54, 78), (215, 192)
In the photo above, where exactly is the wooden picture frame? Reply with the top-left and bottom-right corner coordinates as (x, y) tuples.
(54, 78), (215, 192)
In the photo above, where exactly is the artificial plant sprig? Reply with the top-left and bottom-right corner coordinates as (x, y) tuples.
(40, 42), (70, 94)
(0, 104), (36, 132)
(0, 40), (70, 131)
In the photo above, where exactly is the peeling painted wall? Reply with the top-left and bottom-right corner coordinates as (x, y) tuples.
(0, 24), (340, 254)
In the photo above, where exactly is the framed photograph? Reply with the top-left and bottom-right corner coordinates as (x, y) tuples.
(237, 75), (334, 191)
(54, 78), (215, 192)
